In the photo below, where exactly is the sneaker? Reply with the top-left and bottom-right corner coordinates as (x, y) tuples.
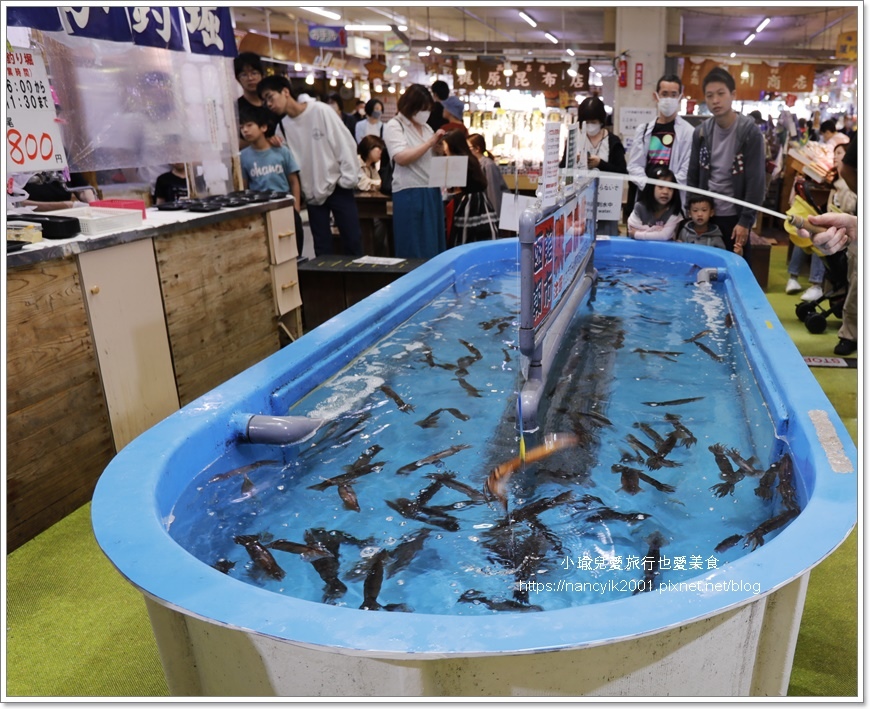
(834, 338), (858, 356)
(785, 277), (803, 295)
(800, 285), (824, 302)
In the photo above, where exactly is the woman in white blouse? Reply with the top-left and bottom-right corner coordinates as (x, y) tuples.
(383, 84), (446, 258)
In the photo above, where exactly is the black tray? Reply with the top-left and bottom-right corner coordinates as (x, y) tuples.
(7, 240), (29, 253)
(156, 201), (193, 211)
(13, 214), (81, 239)
(186, 203), (222, 212)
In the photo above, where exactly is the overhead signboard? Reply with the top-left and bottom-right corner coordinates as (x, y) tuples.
(682, 59), (816, 100)
(454, 60), (590, 93)
(347, 36), (371, 59)
(308, 25), (347, 49)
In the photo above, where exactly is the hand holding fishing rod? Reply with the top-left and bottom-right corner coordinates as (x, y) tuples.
(794, 212), (857, 255)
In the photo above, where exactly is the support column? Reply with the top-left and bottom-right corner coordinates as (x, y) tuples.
(613, 6), (668, 138)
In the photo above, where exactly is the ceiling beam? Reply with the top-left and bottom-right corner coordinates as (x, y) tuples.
(669, 44), (839, 62)
(408, 41), (615, 57)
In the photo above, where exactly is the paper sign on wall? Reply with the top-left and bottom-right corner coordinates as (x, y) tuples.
(596, 174), (624, 222)
(540, 120), (562, 207)
(6, 47), (67, 173)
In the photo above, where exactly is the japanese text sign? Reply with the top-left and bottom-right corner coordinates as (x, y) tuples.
(6, 47), (67, 173)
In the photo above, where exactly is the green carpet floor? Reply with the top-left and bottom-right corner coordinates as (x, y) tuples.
(4, 242), (858, 698)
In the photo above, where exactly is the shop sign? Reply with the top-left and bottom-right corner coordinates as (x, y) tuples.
(59, 7), (132, 42)
(454, 59), (590, 93)
(835, 31), (858, 61)
(308, 25), (348, 49)
(6, 47), (68, 173)
(129, 7), (185, 51)
(681, 58), (815, 101)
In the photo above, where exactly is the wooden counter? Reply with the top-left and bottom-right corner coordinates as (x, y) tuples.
(6, 200), (300, 550)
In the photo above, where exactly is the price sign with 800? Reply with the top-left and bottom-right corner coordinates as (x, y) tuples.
(7, 77), (55, 166)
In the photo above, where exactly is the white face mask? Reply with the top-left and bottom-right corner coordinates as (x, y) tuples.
(657, 96), (681, 117)
(413, 110), (431, 125)
(585, 122), (602, 137)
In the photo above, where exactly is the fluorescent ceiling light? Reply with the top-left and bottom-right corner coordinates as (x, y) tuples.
(743, 33), (755, 46)
(398, 25), (408, 31)
(730, 52), (736, 58)
(566, 48), (575, 57)
(300, 7), (342, 21)
(519, 11), (537, 28)
(345, 24), (392, 32)
(433, 47), (442, 54)
(545, 32), (558, 44)
(755, 17), (770, 33)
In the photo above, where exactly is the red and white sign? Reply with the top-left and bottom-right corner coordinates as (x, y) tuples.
(6, 47), (67, 173)
(634, 62), (644, 90)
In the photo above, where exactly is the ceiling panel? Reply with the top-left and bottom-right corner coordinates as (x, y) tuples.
(232, 5), (858, 63)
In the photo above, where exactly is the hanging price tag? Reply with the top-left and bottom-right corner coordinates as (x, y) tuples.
(6, 46), (67, 173)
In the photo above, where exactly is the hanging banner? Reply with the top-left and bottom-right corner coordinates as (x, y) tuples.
(11, 7), (235, 56)
(183, 7), (236, 56)
(59, 7), (132, 42)
(6, 8), (64, 31)
(6, 47), (68, 173)
(681, 59), (816, 100)
(129, 7), (185, 51)
(309, 25), (348, 49)
(454, 59), (590, 93)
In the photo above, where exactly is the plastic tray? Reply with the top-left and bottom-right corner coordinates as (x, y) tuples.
(91, 199), (147, 217)
(59, 206), (143, 235)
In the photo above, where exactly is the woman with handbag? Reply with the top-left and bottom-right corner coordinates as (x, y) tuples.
(440, 129), (499, 247)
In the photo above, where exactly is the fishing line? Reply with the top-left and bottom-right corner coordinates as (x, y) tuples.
(571, 169), (824, 233)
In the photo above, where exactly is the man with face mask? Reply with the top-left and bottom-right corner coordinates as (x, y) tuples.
(627, 74), (694, 200)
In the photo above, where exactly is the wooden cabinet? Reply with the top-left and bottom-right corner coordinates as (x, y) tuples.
(6, 202), (300, 549)
(6, 259), (114, 551)
(264, 206), (304, 341)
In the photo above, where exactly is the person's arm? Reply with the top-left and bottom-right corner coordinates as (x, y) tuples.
(686, 128), (701, 188)
(627, 123), (649, 189)
(672, 120), (693, 187)
(20, 198), (78, 211)
(799, 212), (858, 255)
(737, 123), (766, 231)
(289, 172), (302, 212)
(323, 108), (362, 190)
(631, 213), (682, 241)
(357, 163), (380, 192)
(390, 123), (446, 167)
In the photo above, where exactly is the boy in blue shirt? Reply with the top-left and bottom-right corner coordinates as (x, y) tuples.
(239, 106), (302, 204)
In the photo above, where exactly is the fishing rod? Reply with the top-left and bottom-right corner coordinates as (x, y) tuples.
(570, 169), (825, 234)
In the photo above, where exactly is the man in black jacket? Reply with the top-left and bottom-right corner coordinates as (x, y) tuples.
(687, 68), (765, 260)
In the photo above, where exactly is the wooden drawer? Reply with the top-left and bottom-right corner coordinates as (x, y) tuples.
(271, 259), (302, 315)
(266, 207), (297, 264)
